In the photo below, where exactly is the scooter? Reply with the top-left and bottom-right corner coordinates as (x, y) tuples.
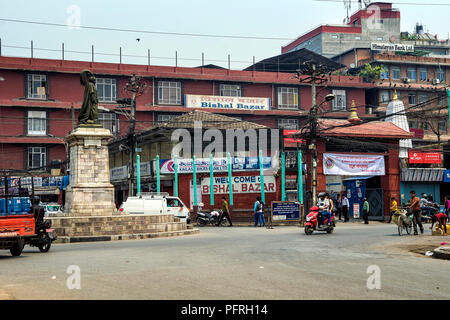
(304, 206), (336, 235)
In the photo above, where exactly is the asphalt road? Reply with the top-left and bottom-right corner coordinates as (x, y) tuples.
(0, 222), (448, 300)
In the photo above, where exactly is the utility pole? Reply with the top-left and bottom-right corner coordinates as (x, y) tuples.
(297, 61), (335, 207)
(118, 74), (146, 197)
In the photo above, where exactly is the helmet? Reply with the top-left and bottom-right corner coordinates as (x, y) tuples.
(318, 192), (326, 198)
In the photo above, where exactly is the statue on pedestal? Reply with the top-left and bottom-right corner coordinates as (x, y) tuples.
(78, 70), (99, 126)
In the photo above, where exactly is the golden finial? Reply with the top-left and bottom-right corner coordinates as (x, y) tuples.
(393, 90), (398, 101)
(348, 100), (361, 123)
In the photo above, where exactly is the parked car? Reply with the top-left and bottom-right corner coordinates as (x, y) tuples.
(119, 194), (191, 223)
(39, 202), (63, 216)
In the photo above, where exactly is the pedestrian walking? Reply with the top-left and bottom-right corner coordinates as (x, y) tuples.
(363, 198), (369, 224)
(409, 190), (424, 235)
(388, 197), (398, 223)
(341, 194), (349, 222)
(217, 196), (232, 227)
(254, 196), (265, 227)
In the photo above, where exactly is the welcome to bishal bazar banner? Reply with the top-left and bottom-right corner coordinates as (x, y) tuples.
(323, 153), (385, 176)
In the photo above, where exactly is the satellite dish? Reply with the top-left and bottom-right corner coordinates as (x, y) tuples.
(350, 63), (356, 68)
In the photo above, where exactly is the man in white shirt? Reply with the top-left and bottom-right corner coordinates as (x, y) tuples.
(341, 195), (349, 222)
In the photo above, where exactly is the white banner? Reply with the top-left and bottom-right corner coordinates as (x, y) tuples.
(201, 176), (276, 194)
(323, 153), (385, 176)
(185, 94), (270, 111)
(371, 43), (414, 52)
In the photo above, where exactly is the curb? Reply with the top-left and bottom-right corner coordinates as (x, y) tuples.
(433, 246), (450, 260)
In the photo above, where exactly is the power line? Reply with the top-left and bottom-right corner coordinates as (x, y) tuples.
(0, 18), (295, 41)
(313, 0), (450, 5)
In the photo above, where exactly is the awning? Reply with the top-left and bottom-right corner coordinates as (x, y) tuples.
(401, 168), (445, 182)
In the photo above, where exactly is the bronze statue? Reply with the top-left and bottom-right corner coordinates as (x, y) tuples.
(78, 70), (99, 125)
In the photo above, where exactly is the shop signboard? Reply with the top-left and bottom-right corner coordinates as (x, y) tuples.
(323, 153), (385, 176)
(185, 94), (270, 111)
(201, 175), (276, 194)
(283, 130), (304, 146)
(371, 42), (414, 52)
(408, 151), (441, 164)
(271, 201), (301, 221)
(160, 157), (272, 174)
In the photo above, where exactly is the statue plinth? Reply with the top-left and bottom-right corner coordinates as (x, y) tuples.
(64, 126), (116, 216)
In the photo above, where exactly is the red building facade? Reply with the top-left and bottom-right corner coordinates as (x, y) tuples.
(0, 55), (372, 178)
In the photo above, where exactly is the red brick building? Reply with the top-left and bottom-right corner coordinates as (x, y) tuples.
(0, 55), (372, 178)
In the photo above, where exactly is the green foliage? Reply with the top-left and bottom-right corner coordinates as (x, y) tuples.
(357, 64), (386, 81)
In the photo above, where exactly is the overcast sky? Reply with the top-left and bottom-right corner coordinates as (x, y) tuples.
(1, 0), (449, 69)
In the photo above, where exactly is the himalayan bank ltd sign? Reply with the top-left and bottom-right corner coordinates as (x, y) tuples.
(185, 94), (270, 111)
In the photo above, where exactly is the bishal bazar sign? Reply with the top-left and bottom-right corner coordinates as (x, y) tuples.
(323, 153), (385, 176)
(201, 176), (276, 194)
(185, 94), (270, 111)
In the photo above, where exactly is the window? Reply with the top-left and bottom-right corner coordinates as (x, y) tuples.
(98, 112), (119, 133)
(421, 122), (428, 130)
(331, 35), (338, 39)
(158, 81), (181, 105)
(407, 68), (417, 81)
(27, 74), (47, 99)
(437, 69), (445, 83)
(28, 147), (46, 170)
(96, 78), (117, 102)
(27, 111), (46, 135)
(408, 121), (417, 129)
(439, 120), (447, 132)
(332, 90), (347, 111)
(278, 119), (299, 130)
(380, 90), (390, 103)
(380, 67), (389, 80)
(377, 37), (383, 41)
(277, 87), (298, 109)
(419, 94), (428, 103)
(219, 84), (241, 97)
(157, 114), (178, 123)
(419, 68), (427, 81)
(355, 36), (362, 40)
(392, 67), (401, 80)
(408, 93), (416, 105)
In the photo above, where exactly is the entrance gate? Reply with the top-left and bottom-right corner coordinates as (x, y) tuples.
(365, 188), (384, 221)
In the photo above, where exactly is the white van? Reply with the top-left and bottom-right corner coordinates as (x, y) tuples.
(119, 194), (190, 223)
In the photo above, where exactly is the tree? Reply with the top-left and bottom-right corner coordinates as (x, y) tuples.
(358, 64), (386, 82)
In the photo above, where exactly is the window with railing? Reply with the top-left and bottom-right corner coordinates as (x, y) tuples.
(98, 112), (119, 133)
(27, 111), (47, 135)
(158, 81), (181, 105)
(219, 84), (241, 97)
(28, 147), (46, 170)
(277, 87), (299, 109)
(96, 78), (117, 102)
(27, 74), (47, 99)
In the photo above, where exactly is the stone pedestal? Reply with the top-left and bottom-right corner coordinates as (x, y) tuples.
(65, 126), (116, 216)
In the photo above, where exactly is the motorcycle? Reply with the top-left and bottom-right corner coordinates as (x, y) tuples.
(25, 199), (57, 252)
(26, 219), (57, 252)
(196, 203), (227, 227)
(421, 202), (440, 223)
(304, 206), (336, 235)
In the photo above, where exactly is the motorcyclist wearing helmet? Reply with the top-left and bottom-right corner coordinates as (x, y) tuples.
(317, 192), (330, 227)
